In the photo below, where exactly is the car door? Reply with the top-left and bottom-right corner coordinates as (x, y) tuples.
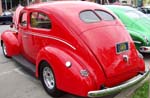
(19, 11), (35, 63)
(27, 11), (52, 63)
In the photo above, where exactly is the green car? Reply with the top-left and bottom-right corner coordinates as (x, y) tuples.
(106, 5), (150, 53)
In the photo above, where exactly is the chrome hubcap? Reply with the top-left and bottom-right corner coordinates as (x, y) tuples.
(3, 43), (7, 55)
(43, 67), (55, 89)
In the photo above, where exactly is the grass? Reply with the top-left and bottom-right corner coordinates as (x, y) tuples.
(132, 81), (149, 98)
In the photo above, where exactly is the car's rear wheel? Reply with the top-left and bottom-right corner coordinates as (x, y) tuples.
(40, 61), (63, 97)
(1, 42), (10, 58)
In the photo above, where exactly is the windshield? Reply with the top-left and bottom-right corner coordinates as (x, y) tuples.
(141, 8), (150, 14)
(1, 11), (12, 16)
(125, 10), (148, 19)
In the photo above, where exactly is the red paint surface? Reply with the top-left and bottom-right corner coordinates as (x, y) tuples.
(1, 1), (145, 97)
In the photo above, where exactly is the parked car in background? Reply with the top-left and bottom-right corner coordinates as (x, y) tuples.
(138, 6), (150, 16)
(106, 5), (150, 53)
(0, 11), (13, 24)
(1, 1), (149, 97)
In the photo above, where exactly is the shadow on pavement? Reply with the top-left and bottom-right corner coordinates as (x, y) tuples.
(59, 93), (118, 98)
(143, 53), (150, 58)
(12, 60), (118, 98)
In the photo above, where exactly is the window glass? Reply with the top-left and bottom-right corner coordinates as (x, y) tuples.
(148, 9), (150, 14)
(95, 10), (115, 21)
(30, 12), (38, 27)
(143, 8), (150, 14)
(42, 0), (48, 2)
(30, 12), (51, 29)
(125, 10), (148, 19)
(80, 11), (100, 23)
(20, 12), (27, 27)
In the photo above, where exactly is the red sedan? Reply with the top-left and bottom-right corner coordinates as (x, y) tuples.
(0, 1), (149, 97)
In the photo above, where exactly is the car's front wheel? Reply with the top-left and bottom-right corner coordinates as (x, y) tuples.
(40, 61), (63, 97)
(1, 42), (10, 58)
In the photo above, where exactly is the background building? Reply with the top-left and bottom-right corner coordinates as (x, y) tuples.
(0, 0), (150, 15)
(0, 0), (31, 14)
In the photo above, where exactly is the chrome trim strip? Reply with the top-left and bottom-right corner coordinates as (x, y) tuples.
(24, 32), (76, 50)
(88, 70), (149, 97)
(134, 41), (142, 44)
(139, 46), (150, 53)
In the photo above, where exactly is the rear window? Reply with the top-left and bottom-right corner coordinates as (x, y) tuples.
(80, 11), (100, 23)
(95, 10), (115, 21)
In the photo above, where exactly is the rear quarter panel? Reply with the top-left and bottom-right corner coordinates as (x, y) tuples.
(36, 46), (104, 96)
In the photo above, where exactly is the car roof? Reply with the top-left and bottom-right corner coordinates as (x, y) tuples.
(24, 1), (116, 33)
(26, 1), (107, 14)
(105, 5), (136, 11)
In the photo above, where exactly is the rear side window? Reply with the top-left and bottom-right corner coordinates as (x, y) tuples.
(80, 11), (100, 23)
(30, 12), (51, 29)
(95, 10), (115, 21)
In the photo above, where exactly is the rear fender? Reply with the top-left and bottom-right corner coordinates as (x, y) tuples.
(1, 30), (20, 56)
(128, 30), (145, 43)
(36, 46), (97, 96)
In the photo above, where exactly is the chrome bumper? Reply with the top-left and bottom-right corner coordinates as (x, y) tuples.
(88, 70), (149, 97)
(139, 46), (150, 53)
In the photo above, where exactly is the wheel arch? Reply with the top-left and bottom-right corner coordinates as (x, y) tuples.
(1, 30), (20, 56)
(37, 60), (48, 79)
(128, 30), (147, 50)
(35, 46), (97, 96)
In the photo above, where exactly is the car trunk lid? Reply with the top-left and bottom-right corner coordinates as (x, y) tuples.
(80, 25), (141, 86)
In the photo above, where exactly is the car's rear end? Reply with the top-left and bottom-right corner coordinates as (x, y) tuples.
(79, 21), (146, 83)
(77, 7), (148, 97)
(49, 2), (149, 97)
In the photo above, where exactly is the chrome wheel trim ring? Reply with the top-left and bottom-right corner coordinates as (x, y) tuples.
(43, 67), (55, 90)
(3, 43), (7, 55)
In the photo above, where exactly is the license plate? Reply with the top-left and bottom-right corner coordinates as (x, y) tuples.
(116, 42), (129, 53)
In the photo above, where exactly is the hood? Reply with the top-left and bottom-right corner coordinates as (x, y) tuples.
(80, 25), (144, 86)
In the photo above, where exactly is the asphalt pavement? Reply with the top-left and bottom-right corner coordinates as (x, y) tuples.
(0, 25), (149, 98)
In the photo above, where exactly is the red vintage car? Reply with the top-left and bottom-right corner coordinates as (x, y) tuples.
(0, 1), (149, 97)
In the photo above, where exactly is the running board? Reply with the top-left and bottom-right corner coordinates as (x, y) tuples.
(12, 55), (36, 73)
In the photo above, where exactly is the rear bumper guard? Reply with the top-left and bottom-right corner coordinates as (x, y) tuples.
(139, 46), (150, 53)
(88, 70), (149, 97)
